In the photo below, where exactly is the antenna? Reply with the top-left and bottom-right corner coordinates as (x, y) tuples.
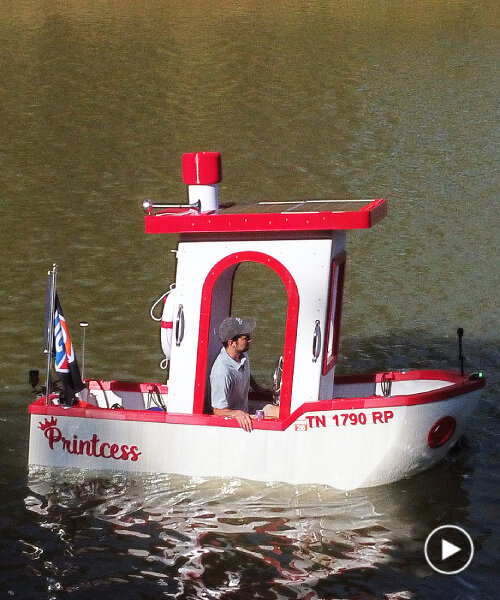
(457, 327), (465, 376)
(80, 322), (89, 381)
(44, 264), (57, 404)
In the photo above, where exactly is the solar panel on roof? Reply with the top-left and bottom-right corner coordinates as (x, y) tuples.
(221, 200), (376, 215)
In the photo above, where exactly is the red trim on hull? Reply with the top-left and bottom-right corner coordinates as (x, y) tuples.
(282, 373), (483, 429)
(30, 399), (284, 430)
(336, 369), (477, 385)
(29, 370), (484, 432)
(86, 380), (168, 393)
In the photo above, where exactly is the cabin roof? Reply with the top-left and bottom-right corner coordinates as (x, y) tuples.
(145, 198), (387, 235)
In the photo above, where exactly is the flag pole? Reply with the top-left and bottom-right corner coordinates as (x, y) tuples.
(80, 322), (89, 381)
(44, 264), (57, 405)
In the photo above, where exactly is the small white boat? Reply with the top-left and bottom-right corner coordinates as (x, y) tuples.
(28, 152), (485, 490)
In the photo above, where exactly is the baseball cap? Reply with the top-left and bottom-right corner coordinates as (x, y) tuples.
(219, 316), (257, 343)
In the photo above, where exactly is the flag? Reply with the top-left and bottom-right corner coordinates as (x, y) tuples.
(53, 294), (85, 400)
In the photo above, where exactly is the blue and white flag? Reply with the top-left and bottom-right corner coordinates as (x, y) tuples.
(48, 291), (85, 400)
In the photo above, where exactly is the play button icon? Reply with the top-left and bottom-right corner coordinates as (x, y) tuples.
(424, 525), (474, 574)
(442, 539), (461, 561)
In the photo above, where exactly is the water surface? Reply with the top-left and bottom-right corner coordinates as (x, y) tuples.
(0, 1), (498, 598)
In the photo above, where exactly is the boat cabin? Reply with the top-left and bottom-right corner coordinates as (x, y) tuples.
(145, 152), (387, 419)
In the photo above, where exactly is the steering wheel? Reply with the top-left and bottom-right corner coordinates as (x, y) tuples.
(272, 356), (283, 405)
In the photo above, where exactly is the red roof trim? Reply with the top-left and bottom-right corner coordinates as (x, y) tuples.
(145, 199), (387, 235)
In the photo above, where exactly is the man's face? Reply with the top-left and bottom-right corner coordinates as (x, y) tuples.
(232, 334), (251, 353)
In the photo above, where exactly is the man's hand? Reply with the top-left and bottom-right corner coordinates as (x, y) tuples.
(232, 410), (253, 432)
(213, 408), (253, 432)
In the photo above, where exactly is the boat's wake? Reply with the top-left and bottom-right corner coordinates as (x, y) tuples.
(24, 467), (466, 599)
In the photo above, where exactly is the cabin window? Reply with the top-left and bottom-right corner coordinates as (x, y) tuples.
(323, 251), (346, 374)
(231, 262), (287, 383)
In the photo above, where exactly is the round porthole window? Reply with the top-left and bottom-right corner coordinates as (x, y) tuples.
(427, 416), (457, 448)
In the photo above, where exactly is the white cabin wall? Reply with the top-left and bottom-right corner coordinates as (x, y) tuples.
(167, 237), (342, 415)
(165, 244), (204, 413)
(286, 239), (332, 413)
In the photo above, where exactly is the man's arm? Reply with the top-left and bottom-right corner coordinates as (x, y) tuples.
(213, 407), (253, 432)
(211, 365), (253, 432)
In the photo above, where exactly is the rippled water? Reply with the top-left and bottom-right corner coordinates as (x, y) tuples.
(12, 447), (499, 600)
(1, 1), (498, 598)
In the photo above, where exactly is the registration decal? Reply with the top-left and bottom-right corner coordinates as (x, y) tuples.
(301, 410), (395, 429)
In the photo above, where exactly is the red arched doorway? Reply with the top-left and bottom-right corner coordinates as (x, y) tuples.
(193, 251), (299, 418)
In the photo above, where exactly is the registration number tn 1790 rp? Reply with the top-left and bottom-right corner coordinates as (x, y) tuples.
(303, 410), (394, 429)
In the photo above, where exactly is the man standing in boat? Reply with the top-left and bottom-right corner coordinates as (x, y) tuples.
(210, 316), (279, 432)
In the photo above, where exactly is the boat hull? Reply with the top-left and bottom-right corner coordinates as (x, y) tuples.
(28, 372), (483, 490)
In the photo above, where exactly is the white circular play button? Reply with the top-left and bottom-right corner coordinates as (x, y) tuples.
(424, 525), (474, 575)
(441, 538), (461, 561)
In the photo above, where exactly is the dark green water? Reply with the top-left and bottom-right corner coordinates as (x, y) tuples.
(0, 1), (498, 598)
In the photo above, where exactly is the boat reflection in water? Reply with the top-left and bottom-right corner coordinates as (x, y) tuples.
(26, 457), (472, 599)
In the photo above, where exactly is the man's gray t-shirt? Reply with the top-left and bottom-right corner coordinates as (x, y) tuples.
(210, 347), (250, 412)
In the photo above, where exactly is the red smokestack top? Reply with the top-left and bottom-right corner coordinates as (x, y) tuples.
(182, 152), (222, 185)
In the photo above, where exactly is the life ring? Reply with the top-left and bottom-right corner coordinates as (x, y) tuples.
(160, 287), (177, 368)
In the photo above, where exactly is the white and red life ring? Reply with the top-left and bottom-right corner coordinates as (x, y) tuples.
(160, 287), (177, 368)
(150, 285), (177, 370)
